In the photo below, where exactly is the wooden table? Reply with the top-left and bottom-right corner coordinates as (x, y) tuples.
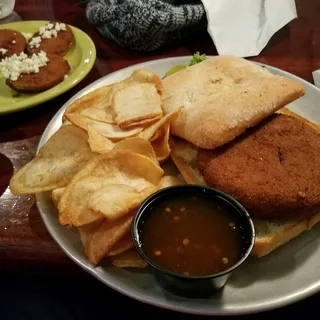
(0, 0), (319, 318)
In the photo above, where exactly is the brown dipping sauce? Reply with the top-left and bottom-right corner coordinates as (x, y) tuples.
(140, 194), (244, 276)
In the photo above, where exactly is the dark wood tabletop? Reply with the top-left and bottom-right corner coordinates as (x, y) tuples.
(0, 0), (319, 318)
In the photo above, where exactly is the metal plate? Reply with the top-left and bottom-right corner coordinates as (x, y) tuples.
(36, 57), (320, 316)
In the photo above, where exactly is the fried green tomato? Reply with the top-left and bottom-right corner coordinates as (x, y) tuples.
(0, 29), (27, 59)
(28, 22), (74, 57)
(7, 55), (70, 93)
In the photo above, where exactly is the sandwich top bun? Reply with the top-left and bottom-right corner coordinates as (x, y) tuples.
(162, 56), (305, 149)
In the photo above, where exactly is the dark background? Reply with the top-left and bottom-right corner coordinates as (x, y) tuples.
(0, 267), (318, 319)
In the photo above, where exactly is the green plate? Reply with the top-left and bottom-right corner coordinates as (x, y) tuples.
(0, 21), (96, 114)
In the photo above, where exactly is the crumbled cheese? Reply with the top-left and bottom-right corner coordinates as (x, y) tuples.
(64, 74), (68, 80)
(39, 22), (65, 39)
(29, 36), (41, 48)
(22, 32), (33, 41)
(0, 51), (49, 81)
(59, 23), (66, 31)
(41, 30), (52, 39)
(46, 23), (54, 30)
(39, 26), (46, 35)
(12, 40), (16, 44)
(29, 22), (67, 48)
(0, 48), (8, 55)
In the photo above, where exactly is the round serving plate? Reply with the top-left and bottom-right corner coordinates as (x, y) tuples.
(36, 56), (320, 316)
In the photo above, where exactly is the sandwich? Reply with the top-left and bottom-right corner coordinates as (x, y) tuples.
(162, 55), (320, 257)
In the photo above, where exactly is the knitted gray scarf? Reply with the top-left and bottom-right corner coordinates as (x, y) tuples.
(86, 0), (206, 52)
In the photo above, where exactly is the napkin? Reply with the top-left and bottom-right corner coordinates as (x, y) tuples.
(201, 0), (297, 57)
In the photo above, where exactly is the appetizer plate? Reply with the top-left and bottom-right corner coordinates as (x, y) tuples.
(36, 57), (320, 316)
(0, 20), (96, 114)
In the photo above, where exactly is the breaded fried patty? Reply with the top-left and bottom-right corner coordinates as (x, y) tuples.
(7, 55), (70, 93)
(197, 114), (320, 219)
(0, 29), (26, 59)
(28, 23), (74, 57)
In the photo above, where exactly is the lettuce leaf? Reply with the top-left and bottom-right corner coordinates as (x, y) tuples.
(164, 52), (207, 78)
(187, 52), (206, 66)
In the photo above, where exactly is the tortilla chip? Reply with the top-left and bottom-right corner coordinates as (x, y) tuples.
(121, 115), (162, 129)
(65, 68), (162, 126)
(66, 113), (143, 140)
(128, 69), (163, 93)
(157, 175), (184, 189)
(58, 149), (163, 226)
(88, 184), (157, 221)
(10, 125), (94, 195)
(78, 220), (104, 248)
(152, 124), (171, 162)
(87, 214), (133, 265)
(149, 128), (163, 142)
(113, 137), (158, 165)
(58, 174), (107, 226)
(51, 187), (66, 207)
(81, 106), (115, 124)
(65, 84), (115, 124)
(87, 125), (115, 154)
(113, 83), (163, 129)
(108, 233), (134, 256)
(90, 122), (143, 140)
(110, 248), (147, 268)
(62, 120), (72, 126)
(138, 109), (181, 141)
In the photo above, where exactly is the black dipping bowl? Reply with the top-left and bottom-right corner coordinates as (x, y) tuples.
(132, 185), (255, 298)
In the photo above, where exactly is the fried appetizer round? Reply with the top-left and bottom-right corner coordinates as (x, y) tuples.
(0, 29), (27, 59)
(197, 114), (320, 220)
(28, 22), (74, 57)
(7, 54), (70, 93)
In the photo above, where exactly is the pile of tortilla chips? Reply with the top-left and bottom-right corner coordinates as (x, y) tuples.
(10, 69), (183, 266)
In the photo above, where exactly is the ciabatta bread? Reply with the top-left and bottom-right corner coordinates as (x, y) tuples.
(162, 56), (305, 149)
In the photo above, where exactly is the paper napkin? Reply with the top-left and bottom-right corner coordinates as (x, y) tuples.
(201, 0), (297, 57)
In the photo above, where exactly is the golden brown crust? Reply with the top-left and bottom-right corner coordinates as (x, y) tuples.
(196, 114), (320, 220)
(28, 23), (74, 57)
(7, 54), (70, 93)
(162, 56), (305, 149)
(0, 29), (26, 58)
(278, 107), (320, 132)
